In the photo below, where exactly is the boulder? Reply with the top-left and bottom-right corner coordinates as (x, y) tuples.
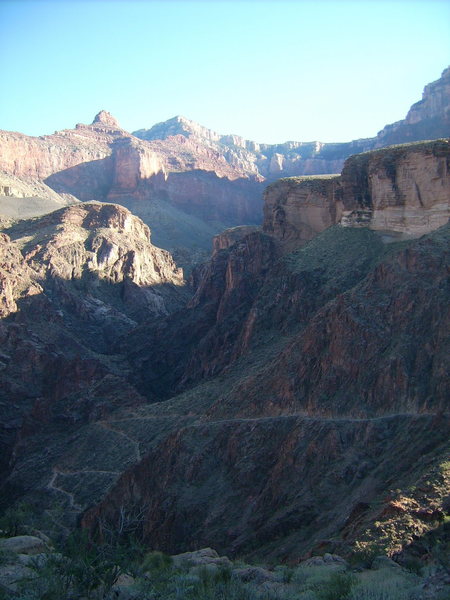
(109, 573), (139, 600)
(0, 563), (34, 594)
(172, 547), (232, 569)
(0, 535), (47, 555)
(233, 565), (277, 583)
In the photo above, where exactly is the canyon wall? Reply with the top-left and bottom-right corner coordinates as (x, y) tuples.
(263, 140), (450, 249)
(0, 201), (187, 515)
(88, 141), (449, 560)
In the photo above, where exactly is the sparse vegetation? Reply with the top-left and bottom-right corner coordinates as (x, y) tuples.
(0, 520), (447, 600)
(284, 225), (384, 297)
(0, 502), (33, 538)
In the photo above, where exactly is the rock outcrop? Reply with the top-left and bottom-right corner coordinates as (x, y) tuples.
(339, 141), (450, 238)
(212, 225), (260, 254)
(92, 110), (122, 129)
(263, 140), (450, 249)
(0, 232), (41, 318)
(263, 175), (340, 251)
(7, 202), (183, 312)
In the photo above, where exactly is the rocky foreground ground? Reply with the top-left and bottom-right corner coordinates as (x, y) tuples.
(0, 531), (449, 599)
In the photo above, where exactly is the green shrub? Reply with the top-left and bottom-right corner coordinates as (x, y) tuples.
(273, 564), (295, 583)
(349, 569), (417, 600)
(402, 556), (423, 575)
(142, 549), (173, 572)
(0, 502), (33, 537)
(293, 563), (347, 587)
(13, 529), (136, 599)
(315, 571), (356, 600)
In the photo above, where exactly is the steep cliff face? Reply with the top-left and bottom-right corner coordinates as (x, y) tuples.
(0, 232), (41, 317)
(134, 116), (349, 179)
(107, 138), (166, 198)
(263, 175), (341, 251)
(0, 130), (111, 182)
(212, 226), (260, 254)
(376, 66), (450, 146)
(340, 141), (450, 237)
(263, 140), (450, 249)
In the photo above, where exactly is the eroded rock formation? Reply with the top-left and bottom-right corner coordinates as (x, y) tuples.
(76, 141), (449, 560)
(264, 140), (450, 249)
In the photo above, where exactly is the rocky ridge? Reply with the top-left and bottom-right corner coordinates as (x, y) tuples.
(134, 66), (450, 179)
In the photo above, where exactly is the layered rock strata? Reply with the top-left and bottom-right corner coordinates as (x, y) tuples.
(134, 67), (450, 179)
(263, 140), (450, 249)
(82, 143), (449, 560)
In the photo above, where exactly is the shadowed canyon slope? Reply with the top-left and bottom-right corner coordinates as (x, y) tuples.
(0, 67), (449, 271)
(0, 202), (186, 500)
(0, 139), (448, 563)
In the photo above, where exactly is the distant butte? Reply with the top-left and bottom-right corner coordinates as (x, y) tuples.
(92, 109), (121, 128)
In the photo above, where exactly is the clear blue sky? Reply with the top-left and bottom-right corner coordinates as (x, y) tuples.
(0, 0), (449, 144)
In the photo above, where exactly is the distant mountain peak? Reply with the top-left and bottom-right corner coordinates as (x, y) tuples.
(92, 110), (121, 128)
(133, 115), (221, 143)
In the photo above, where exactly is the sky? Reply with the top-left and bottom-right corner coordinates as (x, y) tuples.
(0, 0), (449, 144)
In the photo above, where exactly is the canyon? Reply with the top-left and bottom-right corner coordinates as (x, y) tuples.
(0, 133), (448, 568)
(0, 65), (448, 586)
